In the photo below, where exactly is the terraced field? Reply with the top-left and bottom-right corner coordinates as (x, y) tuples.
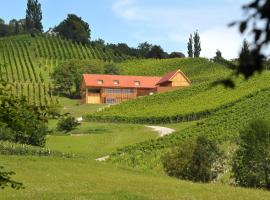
(108, 88), (270, 172)
(0, 34), (128, 106)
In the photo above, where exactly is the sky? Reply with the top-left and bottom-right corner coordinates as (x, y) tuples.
(0, 0), (249, 59)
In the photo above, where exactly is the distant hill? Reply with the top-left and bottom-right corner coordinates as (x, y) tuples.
(0, 34), (129, 105)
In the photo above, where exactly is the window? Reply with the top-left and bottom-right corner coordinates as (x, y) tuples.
(98, 80), (103, 85)
(113, 80), (119, 85)
(134, 81), (140, 86)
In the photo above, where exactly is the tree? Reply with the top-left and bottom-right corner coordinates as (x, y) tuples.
(193, 31), (201, 57)
(138, 42), (152, 57)
(215, 50), (222, 59)
(232, 119), (270, 190)
(54, 14), (91, 44)
(0, 81), (48, 147)
(163, 136), (223, 183)
(57, 116), (80, 133)
(0, 18), (5, 25)
(147, 45), (167, 59)
(187, 34), (193, 57)
(169, 52), (185, 58)
(104, 64), (120, 75)
(25, 0), (43, 32)
(0, 166), (23, 190)
(51, 59), (104, 97)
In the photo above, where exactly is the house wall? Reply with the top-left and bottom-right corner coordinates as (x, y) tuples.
(171, 73), (190, 87)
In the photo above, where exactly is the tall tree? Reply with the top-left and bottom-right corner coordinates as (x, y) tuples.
(187, 34), (193, 57)
(54, 14), (91, 44)
(193, 31), (201, 57)
(25, 0), (43, 32)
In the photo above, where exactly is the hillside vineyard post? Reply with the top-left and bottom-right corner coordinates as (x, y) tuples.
(81, 69), (191, 104)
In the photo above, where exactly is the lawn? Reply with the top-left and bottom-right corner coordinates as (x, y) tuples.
(1, 155), (270, 200)
(46, 122), (158, 158)
(57, 97), (105, 117)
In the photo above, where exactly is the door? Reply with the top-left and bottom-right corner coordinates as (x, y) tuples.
(87, 93), (101, 104)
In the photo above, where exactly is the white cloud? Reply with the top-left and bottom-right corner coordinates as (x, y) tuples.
(111, 0), (247, 58)
(200, 27), (244, 59)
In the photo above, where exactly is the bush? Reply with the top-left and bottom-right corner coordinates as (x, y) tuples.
(104, 64), (120, 75)
(57, 116), (80, 133)
(0, 97), (48, 147)
(232, 119), (270, 190)
(163, 136), (224, 183)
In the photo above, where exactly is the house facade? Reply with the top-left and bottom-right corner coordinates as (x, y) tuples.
(81, 69), (191, 104)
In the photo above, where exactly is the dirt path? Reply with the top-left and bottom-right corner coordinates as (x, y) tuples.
(95, 125), (175, 162)
(146, 126), (175, 137)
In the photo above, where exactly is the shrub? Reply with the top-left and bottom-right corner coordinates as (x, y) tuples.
(163, 136), (224, 183)
(57, 116), (80, 133)
(232, 119), (270, 190)
(0, 96), (48, 147)
(104, 64), (120, 75)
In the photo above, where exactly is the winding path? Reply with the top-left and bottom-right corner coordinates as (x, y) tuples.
(95, 125), (175, 162)
(146, 126), (175, 137)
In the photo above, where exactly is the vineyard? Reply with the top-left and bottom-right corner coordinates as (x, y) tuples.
(118, 58), (230, 83)
(108, 88), (270, 172)
(88, 65), (270, 123)
(0, 34), (128, 106)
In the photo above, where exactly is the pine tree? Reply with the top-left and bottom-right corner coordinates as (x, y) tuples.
(187, 34), (193, 57)
(193, 31), (201, 57)
(26, 0), (43, 32)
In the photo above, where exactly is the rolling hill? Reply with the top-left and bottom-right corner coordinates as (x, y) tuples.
(0, 34), (128, 106)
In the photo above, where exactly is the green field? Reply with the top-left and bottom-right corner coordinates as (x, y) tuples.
(2, 155), (270, 200)
(46, 122), (157, 158)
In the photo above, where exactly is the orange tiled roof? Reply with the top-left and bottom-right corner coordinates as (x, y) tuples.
(156, 69), (191, 85)
(83, 74), (162, 89)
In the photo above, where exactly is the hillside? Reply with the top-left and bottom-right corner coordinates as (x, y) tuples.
(108, 88), (270, 172)
(0, 34), (128, 106)
(88, 57), (270, 123)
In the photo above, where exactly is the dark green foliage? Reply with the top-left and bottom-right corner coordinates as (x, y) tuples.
(51, 59), (104, 97)
(0, 19), (26, 37)
(169, 52), (185, 58)
(104, 64), (120, 75)
(187, 34), (193, 57)
(163, 136), (223, 183)
(25, 0), (43, 32)
(57, 116), (80, 133)
(193, 31), (201, 57)
(232, 119), (270, 190)
(138, 42), (152, 57)
(0, 166), (23, 190)
(0, 96), (48, 147)
(54, 14), (91, 44)
(0, 82), (48, 147)
(147, 45), (168, 59)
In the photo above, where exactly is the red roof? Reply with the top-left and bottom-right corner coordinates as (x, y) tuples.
(83, 74), (162, 89)
(156, 69), (191, 85)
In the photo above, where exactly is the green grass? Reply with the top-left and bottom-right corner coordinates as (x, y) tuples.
(46, 122), (157, 158)
(1, 155), (270, 200)
(57, 97), (105, 117)
(119, 58), (230, 83)
(108, 88), (270, 172)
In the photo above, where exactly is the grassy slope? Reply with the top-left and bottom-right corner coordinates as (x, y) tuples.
(46, 122), (157, 158)
(2, 156), (270, 200)
(108, 88), (270, 172)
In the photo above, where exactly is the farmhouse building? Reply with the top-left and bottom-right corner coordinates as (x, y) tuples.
(81, 69), (191, 104)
